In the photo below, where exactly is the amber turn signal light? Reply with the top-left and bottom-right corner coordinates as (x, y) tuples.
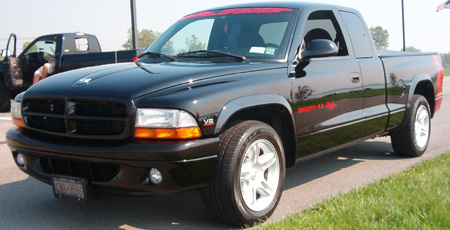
(134, 127), (202, 139)
(12, 118), (25, 128)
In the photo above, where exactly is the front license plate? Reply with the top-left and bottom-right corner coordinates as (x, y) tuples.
(52, 175), (87, 202)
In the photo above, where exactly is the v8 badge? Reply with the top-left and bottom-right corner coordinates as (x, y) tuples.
(203, 118), (215, 127)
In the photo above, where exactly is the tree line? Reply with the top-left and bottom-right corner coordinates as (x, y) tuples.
(370, 26), (449, 68)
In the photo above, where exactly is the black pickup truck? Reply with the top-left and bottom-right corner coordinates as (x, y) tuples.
(0, 33), (140, 111)
(6, 2), (444, 226)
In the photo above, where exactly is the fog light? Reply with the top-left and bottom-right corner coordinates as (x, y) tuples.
(149, 168), (162, 185)
(16, 153), (25, 167)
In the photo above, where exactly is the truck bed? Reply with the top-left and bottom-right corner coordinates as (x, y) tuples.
(379, 51), (442, 129)
(60, 49), (140, 72)
(378, 50), (437, 58)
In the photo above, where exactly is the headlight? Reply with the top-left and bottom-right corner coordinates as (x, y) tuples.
(11, 101), (25, 128)
(134, 109), (201, 139)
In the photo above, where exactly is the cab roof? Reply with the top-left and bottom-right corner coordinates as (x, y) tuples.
(195, 1), (342, 13)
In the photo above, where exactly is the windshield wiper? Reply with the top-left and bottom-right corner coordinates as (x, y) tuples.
(138, 52), (179, 62)
(177, 50), (248, 62)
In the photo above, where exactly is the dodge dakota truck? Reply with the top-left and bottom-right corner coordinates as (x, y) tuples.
(6, 2), (444, 226)
(0, 33), (140, 112)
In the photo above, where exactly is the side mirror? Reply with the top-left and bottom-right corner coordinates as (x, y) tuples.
(1, 49), (11, 57)
(299, 39), (338, 62)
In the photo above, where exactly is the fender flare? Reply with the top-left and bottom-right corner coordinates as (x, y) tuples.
(406, 74), (434, 111)
(214, 94), (296, 135)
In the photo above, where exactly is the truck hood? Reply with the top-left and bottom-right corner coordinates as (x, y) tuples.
(25, 61), (286, 100)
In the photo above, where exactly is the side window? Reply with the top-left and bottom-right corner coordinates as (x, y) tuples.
(339, 12), (373, 58)
(75, 38), (89, 52)
(302, 11), (348, 56)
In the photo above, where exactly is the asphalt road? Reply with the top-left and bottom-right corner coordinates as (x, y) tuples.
(1, 79), (449, 230)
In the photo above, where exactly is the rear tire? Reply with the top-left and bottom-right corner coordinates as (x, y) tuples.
(391, 95), (431, 157)
(0, 80), (11, 112)
(201, 120), (285, 226)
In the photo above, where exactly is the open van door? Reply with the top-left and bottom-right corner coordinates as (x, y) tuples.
(3, 33), (23, 88)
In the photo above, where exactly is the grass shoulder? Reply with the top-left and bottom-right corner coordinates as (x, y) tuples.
(444, 68), (450, 77)
(257, 153), (450, 230)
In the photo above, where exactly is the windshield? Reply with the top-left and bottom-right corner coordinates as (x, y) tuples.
(144, 8), (297, 62)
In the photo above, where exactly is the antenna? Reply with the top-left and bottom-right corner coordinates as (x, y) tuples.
(401, 0), (406, 51)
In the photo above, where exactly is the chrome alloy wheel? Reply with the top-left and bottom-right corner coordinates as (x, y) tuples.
(414, 104), (430, 150)
(239, 139), (280, 212)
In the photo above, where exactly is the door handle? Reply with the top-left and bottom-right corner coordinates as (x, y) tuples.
(351, 72), (361, 83)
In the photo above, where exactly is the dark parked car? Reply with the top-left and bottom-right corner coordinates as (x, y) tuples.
(6, 2), (444, 226)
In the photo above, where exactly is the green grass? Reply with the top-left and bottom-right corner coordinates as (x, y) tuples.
(258, 153), (450, 230)
(444, 69), (450, 76)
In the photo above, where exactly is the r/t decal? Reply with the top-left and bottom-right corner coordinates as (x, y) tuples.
(298, 101), (337, 114)
(326, 101), (336, 111)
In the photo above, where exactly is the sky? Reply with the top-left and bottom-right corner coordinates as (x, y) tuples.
(1, 0), (450, 54)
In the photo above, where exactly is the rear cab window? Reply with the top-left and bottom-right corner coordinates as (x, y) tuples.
(75, 37), (89, 52)
(62, 34), (101, 54)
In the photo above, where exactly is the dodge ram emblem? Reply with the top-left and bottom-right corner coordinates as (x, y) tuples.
(75, 78), (92, 85)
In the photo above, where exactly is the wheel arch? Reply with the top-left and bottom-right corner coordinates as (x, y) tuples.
(408, 74), (435, 117)
(214, 94), (297, 168)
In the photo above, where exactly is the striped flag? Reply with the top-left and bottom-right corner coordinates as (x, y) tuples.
(437, 0), (450, 12)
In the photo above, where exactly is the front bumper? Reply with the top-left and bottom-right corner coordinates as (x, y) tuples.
(6, 128), (220, 196)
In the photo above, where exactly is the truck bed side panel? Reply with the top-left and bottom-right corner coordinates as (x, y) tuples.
(380, 54), (438, 129)
(60, 50), (138, 72)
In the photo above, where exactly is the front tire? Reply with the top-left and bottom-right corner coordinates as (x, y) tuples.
(201, 120), (285, 226)
(391, 95), (431, 157)
(0, 80), (11, 112)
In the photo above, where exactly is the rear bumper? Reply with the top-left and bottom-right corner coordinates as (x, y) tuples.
(6, 128), (219, 196)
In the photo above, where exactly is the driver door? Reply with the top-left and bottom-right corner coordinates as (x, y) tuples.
(3, 33), (23, 87)
(291, 10), (364, 159)
(19, 36), (58, 87)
